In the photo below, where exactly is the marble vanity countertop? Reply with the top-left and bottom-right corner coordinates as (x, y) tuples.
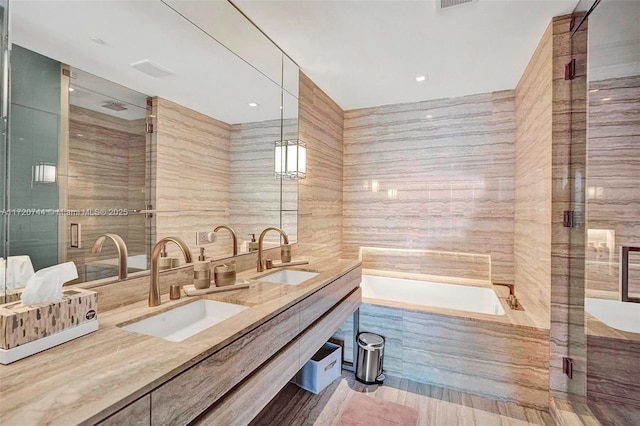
(0, 258), (361, 426)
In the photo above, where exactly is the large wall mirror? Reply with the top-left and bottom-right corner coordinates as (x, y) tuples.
(1, 0), (299, 295)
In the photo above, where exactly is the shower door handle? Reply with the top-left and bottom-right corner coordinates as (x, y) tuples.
(620, 246), (640, 303)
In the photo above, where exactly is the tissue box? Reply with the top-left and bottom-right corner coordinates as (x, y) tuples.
(0, 288), (97, 350)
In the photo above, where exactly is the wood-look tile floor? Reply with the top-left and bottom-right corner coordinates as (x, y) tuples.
(250, 371), (554, 426)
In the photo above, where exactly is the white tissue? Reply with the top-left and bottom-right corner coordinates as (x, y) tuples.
(6, 256), (36, 290)
(20, 262), (78, 306)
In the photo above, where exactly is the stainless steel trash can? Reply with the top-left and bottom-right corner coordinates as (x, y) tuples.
(355, 332), (385, 384)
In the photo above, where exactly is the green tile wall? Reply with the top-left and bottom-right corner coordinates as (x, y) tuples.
(8, 45), (61, 271)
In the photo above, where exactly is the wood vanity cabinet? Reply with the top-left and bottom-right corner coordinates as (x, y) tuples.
(96, 396), (150, 426)
(96, 266), (361, 426)
(151, 305), (301, 424)
(197, 288), (361, 425)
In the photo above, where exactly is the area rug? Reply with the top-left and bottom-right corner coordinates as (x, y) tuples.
(338, 392), (419, 426)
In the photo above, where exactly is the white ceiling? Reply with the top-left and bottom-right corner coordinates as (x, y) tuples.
(11, 0), (583, 119)
(69, 68), (149, 121)
(234, 0), (580, 110)
(10, 0), (292, 124)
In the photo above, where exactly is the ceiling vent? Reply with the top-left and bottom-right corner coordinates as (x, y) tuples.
(130, 59), (175, 78)
(101, 102), (128, 112)
(436, 0), (477, 10)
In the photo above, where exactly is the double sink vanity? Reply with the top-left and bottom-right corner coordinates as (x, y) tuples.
(0, 256), (362, 425)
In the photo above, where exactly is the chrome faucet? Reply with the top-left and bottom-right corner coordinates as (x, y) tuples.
(214, 225), (238, 256)
(91, 234), (128, 280)
(149, 237), (193, 307)
(257, 227), (289, 272)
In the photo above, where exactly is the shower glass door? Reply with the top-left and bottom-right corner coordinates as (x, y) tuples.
(574, 0), (640, 422)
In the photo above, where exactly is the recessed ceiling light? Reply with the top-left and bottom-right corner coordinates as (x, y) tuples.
(90, 37), (105, 45)
(68, 87), (75, 92)
(589, 89), (599, 93)
(601, 97), (611, 101)
(426, 115), (433, 119)
(416, 75), (426, 82)
(248, 102), (259, 107)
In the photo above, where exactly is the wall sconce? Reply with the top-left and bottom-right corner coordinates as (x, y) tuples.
(33, 162), (57, 183)
(275, 139), (306, 179)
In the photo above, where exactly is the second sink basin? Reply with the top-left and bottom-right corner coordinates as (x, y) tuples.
(258, 269), (319, 285)
(121, 299), (247, 342)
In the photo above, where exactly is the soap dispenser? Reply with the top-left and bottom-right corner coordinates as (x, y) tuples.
(193, 247), (211, 289)
(248, 234), (259, 252)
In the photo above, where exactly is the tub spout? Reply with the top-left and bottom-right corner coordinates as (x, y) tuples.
(494, 283), (523, 311)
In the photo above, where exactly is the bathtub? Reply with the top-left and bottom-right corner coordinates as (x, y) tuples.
(333, 272), (549, 407)
(585, 298), (640, 333)
(361, 274), (505, 316)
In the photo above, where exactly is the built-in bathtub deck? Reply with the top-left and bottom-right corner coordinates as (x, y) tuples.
(362, 268), (549, 329)
(335, 269), (551, 409)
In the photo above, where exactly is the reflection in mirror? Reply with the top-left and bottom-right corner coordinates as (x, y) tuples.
(65, 69), (149, 283)
(584, 0), (639, 309)
(8, 47), (149, 285)
(3, 0), (299, 294)
(229, 89), (299, 252)
(581, 0), (640, 418)
(0, 0), (7, 292)
(163, 0), (284, 88)
(283, 55), (300, 98)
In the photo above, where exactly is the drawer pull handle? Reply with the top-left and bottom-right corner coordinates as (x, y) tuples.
(325, 360), (336, 371)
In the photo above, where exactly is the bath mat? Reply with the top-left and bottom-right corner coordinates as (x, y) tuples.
(338, 393), (418, 426)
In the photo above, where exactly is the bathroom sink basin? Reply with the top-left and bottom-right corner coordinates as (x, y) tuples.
(121, 299), (247, 342)
(258, 269), (319, 285)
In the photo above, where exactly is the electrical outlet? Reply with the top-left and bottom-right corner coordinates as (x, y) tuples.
(195, 231), (215, 246)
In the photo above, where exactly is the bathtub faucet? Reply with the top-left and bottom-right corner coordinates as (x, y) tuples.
(494, 283), (521, 310)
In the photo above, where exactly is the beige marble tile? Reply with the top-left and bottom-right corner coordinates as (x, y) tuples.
(359, 246), (491, 281)
(343, 90), (515, 285)
(549, 397), (600, 426)
(65, 106), (147, 283)
(151, 97), (232, 260)
(586, 75), (640, 294)
(298, 72), (344, 258)
(229, 118), (297, 246)
(252, 371), (554, 426)
(514, 21), (553, 326)
(588, 397), (640, 426)
(552, 392), (640, 426)
(587, 334), (640, 407)
(353, 300), (550, 409)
